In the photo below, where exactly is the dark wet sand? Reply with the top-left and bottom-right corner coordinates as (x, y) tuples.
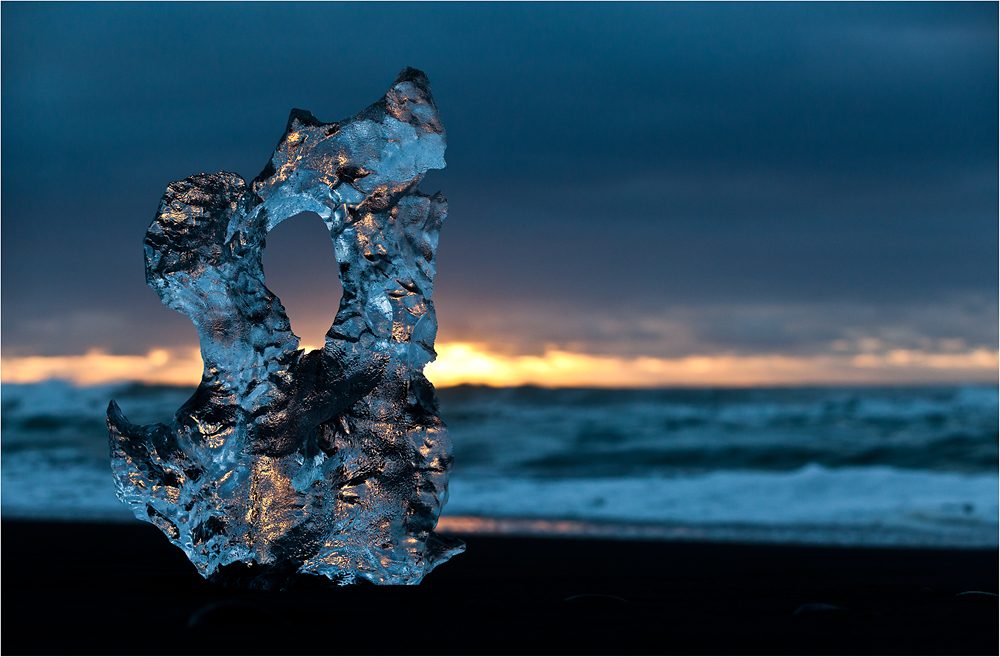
(2, 519), (997, 655)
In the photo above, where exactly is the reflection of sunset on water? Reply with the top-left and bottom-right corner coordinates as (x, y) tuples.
(2, 342), (996, 388)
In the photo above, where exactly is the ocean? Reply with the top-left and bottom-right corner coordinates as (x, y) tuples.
(2, 381), (997, 547)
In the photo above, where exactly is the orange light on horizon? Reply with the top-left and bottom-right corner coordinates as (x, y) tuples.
(424, 343), (999, 387)
(0, 348), (205, 386)
(1, 343), (996, 388)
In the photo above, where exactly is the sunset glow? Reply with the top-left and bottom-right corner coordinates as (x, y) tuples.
(0, 349), (205, 386)
(1, 343), (996, 388)
(424, 343), (999, 387)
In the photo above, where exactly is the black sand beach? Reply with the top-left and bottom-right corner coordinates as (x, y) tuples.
(2, 519), (997, 655)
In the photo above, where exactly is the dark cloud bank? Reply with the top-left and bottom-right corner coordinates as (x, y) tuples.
(2, 2), (996, 360)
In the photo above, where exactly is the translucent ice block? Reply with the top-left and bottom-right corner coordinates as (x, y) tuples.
(108, 68), (463, 588)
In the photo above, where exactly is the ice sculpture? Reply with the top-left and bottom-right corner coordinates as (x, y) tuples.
(108, 68), (463, 588)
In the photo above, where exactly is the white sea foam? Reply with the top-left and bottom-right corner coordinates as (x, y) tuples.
(442, 466), (999, 546)
(448, 466), (997, 525)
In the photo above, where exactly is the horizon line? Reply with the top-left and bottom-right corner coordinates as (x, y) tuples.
(1, 342), (996, 389)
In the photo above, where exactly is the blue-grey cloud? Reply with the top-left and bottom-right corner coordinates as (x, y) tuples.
(2, 2), (996, 357)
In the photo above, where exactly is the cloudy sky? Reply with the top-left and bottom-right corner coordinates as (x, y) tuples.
(2, 2), (997, 386)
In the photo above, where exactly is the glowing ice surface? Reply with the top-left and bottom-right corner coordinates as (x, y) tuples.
(108, 68), (463, 588)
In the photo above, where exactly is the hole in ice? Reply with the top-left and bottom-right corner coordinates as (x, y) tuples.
(263, 211), (343, 351)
